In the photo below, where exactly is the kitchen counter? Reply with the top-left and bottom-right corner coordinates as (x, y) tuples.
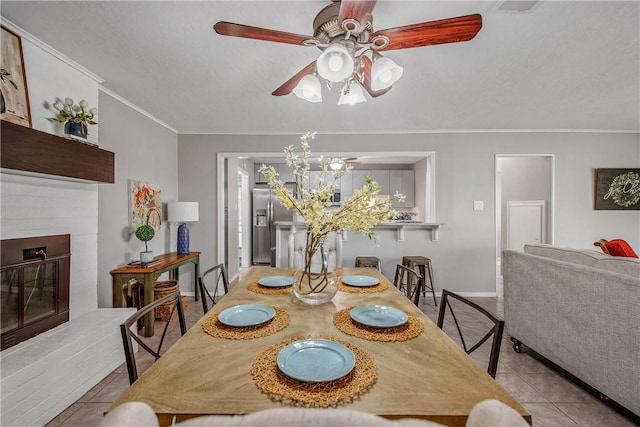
(273, 221), (444, 268)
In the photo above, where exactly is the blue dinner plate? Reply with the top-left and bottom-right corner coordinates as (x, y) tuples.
(350, 305), (409, 328)
(342, 275), (380, 287)
(277, 339), (355, 382)
(258, 276), (293, 288)
(217, 304), (276, 327)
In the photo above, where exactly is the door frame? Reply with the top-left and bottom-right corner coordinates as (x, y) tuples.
(218, 151), (436, 282)
(495, 154), (555, 296)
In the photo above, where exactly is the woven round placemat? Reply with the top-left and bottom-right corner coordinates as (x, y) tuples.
(332, 307), (424, 342)
(247, 281), (293, 295)
(338, 280), (389, 293)
(251, 335), (377, 408)
(202, 306), (290, 340)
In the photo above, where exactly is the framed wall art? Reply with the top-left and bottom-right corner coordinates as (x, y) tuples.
(129, 180), (162, 230)
(594, 168), (640, 210)
(1, 25), (31, 127)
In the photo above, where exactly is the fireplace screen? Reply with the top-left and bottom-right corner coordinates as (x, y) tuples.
(1, 235), (70, 350)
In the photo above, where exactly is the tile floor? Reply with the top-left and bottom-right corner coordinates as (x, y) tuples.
(45, 276), (638, 427)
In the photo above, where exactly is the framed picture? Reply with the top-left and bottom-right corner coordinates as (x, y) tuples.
(1, 25), (31, 127)
(129, 180), (162, 231)
(594, 168), (640, 210)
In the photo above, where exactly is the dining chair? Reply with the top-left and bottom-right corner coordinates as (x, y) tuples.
(120, 290), (187, 384)
(393, 264), (423, 306)
(199, 263), (229, 314)
(436, 289), (505, 378)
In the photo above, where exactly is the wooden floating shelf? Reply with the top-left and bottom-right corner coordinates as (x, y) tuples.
(1, 120), (114, 184)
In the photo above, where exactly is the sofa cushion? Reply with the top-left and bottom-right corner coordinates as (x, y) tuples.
(523, 244), (608, 266)
(605, 239), (639, 258)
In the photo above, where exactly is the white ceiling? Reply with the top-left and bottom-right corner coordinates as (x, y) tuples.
(1, 1), (639, 134)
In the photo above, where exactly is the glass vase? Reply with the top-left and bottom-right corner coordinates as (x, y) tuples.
(293, 240), (338, 305)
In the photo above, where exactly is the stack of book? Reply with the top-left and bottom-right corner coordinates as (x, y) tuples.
(127, 259), (161, 268)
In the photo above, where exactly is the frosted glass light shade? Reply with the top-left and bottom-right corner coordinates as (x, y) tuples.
(293, 74), (322, 102)
(317, 43), (355, 83)
(338, 82), (367, 105)
(371, 57), (403, 91)
(168, 202), (199, 222)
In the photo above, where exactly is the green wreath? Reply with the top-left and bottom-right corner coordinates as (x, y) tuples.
(609, 172), (640, 207)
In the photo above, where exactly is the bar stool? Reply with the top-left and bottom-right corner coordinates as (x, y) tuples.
(401, 256), (437, 306)
(355, 256), (381, 272)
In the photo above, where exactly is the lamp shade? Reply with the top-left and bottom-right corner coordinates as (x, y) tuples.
(317, 43), (355, 83)
(338, 82), (367, 105)
(293, 74), (322, 102)
(371, 57), (403, 91)
(168, 202), (199, 223)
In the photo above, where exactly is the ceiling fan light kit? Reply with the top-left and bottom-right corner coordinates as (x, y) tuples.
(316, 43), (356, 82)
(214, 0), (482, 105)
(338, 81), (367, 105)
(293, 74), (323, 102)
(371, 56), (403, 91)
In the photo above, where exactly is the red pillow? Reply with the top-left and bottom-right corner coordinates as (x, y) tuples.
(605, 239), (639, 258)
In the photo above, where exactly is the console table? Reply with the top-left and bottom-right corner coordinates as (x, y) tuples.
(110, 252), (200, 337)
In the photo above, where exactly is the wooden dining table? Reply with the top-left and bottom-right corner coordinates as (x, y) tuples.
(109, 267), (530, 427)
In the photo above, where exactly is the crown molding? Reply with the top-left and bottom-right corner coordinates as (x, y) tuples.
(178, 128), (639, 136)
(1, 17), (103, 84)
(98, 87), (177, 134)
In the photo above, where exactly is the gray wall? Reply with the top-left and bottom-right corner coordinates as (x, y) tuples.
(97, 91), (179, 308)
(178, 132), (640, 294)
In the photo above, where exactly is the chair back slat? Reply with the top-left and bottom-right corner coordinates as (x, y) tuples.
(120, 290), (187, 384)
(199, 264), (229, 313)
(437, 289), (505, 378)
(393, 264), (423, 306)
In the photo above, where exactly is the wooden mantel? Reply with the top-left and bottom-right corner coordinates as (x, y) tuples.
(1, 120), (114, 183)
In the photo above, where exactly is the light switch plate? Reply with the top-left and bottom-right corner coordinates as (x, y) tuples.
(473, 200), (484, 211)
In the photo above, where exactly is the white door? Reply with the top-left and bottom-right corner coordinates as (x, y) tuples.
(506, 200), (546, 251)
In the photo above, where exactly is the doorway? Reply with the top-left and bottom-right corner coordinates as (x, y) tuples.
(238, 169), (250, 268)
(495, 155), (554, 296)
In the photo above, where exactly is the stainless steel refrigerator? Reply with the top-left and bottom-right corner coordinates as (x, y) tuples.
(252, 186), (293, 265)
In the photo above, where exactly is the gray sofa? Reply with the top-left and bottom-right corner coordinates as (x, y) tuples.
(503, 244), (640, 417)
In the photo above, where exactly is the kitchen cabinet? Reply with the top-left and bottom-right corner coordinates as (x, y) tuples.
(308, 171), (322, 192)
(276, 163), (295, 183)
(254, 163), (267, 183)
(340, 174), (353, 199)
(389, 170), (415, 207)
(371, 170), (390, 194)
(255, 163), (295, 183)
(351, 170), (371, 192)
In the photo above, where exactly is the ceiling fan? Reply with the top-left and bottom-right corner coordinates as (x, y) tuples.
(214, 0), (482, 104)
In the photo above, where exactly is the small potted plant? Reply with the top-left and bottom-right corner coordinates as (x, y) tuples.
(50, 97), (98, 140)
(135, 224), (155, 264)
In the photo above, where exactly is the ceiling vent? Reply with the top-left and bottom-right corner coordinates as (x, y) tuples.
(492, 1), (541, 13)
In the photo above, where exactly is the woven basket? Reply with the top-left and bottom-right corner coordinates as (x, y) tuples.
(153, 280), (187, 321)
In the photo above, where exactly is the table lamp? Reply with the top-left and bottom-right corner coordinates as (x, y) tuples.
(168, 201), (199, 255)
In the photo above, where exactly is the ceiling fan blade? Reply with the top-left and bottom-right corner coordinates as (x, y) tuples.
(338, 0), (377, 32)
(372, 14), (482, 51)
(272, 61), (317, 96)
(358, 56), (391, 98)
(214, 22), (314, 46)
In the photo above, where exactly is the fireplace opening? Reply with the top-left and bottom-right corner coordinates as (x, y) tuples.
(1, 235), (70, 350)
